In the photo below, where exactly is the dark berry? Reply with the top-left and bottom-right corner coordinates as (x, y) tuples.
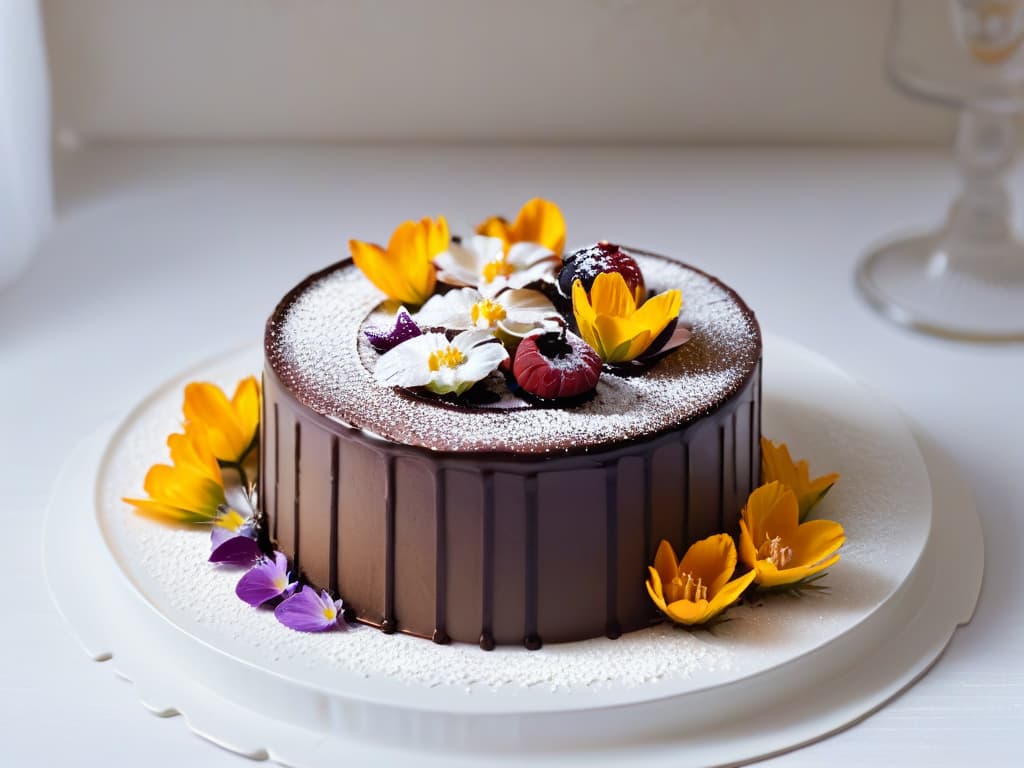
(513, 331), (601, 400)
(557, 242), (645, 300)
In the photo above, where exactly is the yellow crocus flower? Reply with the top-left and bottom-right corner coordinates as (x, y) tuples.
(646, 535), (756, 626)
(123, 427), (226, 524)
(572, 272), (681, 363)
(477, 197), (566, 256)
(739, 482), (845, 590)
(761, 437), (839, 520)
(183, 376), (260, 465)
(350, 216), (448, 306)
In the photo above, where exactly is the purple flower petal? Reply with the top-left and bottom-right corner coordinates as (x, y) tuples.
(274, 587), (345, 632)
(209, 535), (262, 566)
(235, 551), (294, 606)
(364, 307), (422, 353)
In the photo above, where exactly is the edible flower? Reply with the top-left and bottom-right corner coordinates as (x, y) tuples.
(572, 272), (681, 363)
(183, 377), (260, 465)
(645, 535), (756, 626)
(364, 306), (423, 353)
(374, 329), (508, 396)
(739, 482), (845, 590)
(434, 234), (559, 298)
(761, 437), (840, 520)
(123, 427), (226, 524)
(350, 216), (448, 306)
(476, 197), (567, 256)
(274, 586), (347, 632)
(209, 506), (261, 565)
(416, 287), (561, 340)
(236, 551), (297, 606)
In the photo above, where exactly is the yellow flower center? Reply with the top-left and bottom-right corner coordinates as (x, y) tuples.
(757, 534), (794, 570)
(323, 606), (337, 620)
(427, 345), (466, 371)
(481, 256), (514, 283)
(470, 298), (507, 327)
(668, 571), (708, 603)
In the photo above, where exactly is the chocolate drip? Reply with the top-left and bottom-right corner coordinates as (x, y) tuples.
(381, 455), (396, 634)
(523, 474), (541, 650)
(328, 436), (340, 596)
(642, 455), (653, 560)
(292, 421), (301, 575)
(755, 365), (763, 483)
(717, 422), (727, 534)
(259, 376), (266, 531)
(479, 471), (495, 651)
(272, 402), (280, 542)
(604, 463), (621, 640)
(681, 439), (691, 548)
(432, 468), (449, 644)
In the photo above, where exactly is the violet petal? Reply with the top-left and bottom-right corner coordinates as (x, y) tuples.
(364, 307), (422, 353)
(274, 586), (343, 632)
(235, 551), (293, 606)
(209, 535), (262, 566)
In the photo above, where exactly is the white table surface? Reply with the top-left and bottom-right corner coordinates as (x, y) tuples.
(2, 143), (1020, 766)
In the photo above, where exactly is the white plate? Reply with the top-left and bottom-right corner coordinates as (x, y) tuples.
(43, 335), (982, 766)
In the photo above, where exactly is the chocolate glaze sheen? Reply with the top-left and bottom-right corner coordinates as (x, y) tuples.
(262, 249), (762, 649)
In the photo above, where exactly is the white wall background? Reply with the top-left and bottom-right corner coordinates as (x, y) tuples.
(42, 0), (954, 145)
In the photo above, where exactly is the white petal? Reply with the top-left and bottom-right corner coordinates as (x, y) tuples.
(415, 289), (479, 329)
(451, 329), (501, 353)
(374, 334), (445, 387)
(502, 288), (557, 315)
(458, 345), (508, 383)
(508, 242), (556, 269)
(429, 366), (460, 393)
(507, 260), (558, 290)
(434, 245), (481, 287)
(465, 235), (505, 263)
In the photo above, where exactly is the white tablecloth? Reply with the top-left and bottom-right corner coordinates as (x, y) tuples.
(2, 144), (1019, 765)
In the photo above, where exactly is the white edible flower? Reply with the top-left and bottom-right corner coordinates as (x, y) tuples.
(374, 329), (509, 396)
(416, 287), (562, 339)
(434, 235), (559, 297)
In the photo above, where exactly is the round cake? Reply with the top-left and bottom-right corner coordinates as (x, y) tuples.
(261, 245), (762, 649)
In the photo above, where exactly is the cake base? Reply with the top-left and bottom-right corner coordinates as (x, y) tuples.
(43, 336), (982, 766)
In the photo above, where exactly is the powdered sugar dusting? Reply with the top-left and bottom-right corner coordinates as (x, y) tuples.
(267, 251), (760, 453)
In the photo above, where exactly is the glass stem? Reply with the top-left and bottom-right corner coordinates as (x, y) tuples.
(941, 109), (1017, 268)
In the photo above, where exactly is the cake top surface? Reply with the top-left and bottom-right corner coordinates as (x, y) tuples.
(266, 249), (761, 454)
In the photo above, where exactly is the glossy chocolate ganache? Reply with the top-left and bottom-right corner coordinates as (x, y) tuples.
(262, 249), (762, 649)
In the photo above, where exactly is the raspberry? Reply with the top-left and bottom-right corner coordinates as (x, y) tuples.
(513, 331), (601, 400)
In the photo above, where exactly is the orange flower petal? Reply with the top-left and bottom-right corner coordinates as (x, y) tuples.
(509, 197), (566, 255)
(664, 598), (712, 625)
(761, 437), (840, 519)
(742, 481), (799, 544)
(630, 288), (681, 340)
(653, 539), (679, 583)
(738, 518), (760, 570)
(589, 271), (638, 318)
(476, 215), (511, 246)
(790, 519), (846, 566)
(705, 570), (756, 620)
(645, 566), (669, 614)
(754, 553), (841, 589)
(678, 533), (738, 598)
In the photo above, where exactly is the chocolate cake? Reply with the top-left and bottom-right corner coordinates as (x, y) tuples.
(262, 247), (762, 649)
